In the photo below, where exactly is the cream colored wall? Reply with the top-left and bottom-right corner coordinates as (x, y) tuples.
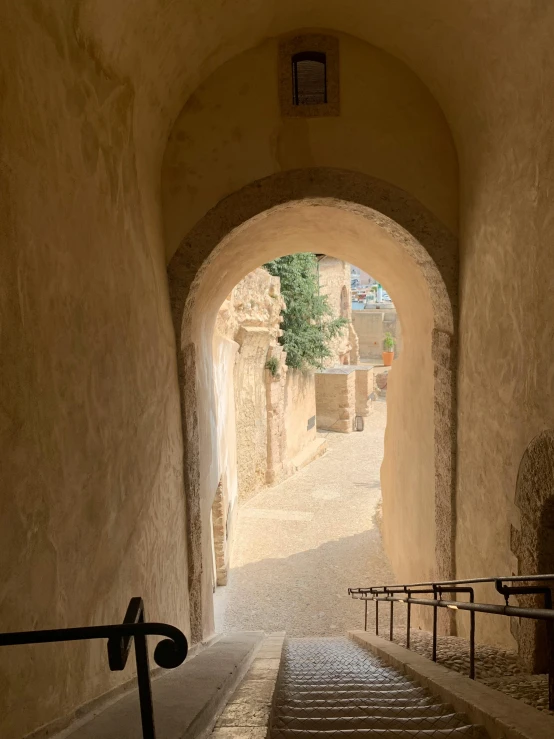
(0, 6), (190, 739)
(453, 22), (554, 649)
(353, 312), (386, 359)
(315, 372), (356, 433)
(353, 310), (402, 360)
(8, 3), (554, 733)
(317, 257), (354, 365)
(212, 334), (239, 563)
(381, 284), (435, 593)
(162, 33), (458, 259)
(284, 369), (317, 460)
(234, 327), (271, 501)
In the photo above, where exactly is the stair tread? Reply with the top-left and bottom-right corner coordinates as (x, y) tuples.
(269, 638), (487, 739)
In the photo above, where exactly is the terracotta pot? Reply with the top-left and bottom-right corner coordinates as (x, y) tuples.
(382, 351), (394, 367)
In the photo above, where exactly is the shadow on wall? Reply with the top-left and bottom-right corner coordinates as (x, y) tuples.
(219, 530), (401, 637)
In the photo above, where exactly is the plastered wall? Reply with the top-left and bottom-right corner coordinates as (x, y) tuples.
(352, 310), (402, 361)
(284, 370), (317, 461)
(7, 1), (554, 733)
(0, 5), (190, 738)
(453, 12), (554, 648)
(317, 257), (355, 365)
(162, 32), (458, 259)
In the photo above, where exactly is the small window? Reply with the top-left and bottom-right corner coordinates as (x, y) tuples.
(292, 52), (327, 106)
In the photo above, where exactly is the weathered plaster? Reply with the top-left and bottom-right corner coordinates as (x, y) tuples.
(5, 2), (554, 734)
(0, 5), (190, 739)
(162, 32), (458, 259)
(511, 432), (554, 672)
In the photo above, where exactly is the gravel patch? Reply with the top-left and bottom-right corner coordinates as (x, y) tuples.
(389, 628), (553, 715)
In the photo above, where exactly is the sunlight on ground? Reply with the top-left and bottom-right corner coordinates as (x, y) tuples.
(215, 403), (394, 635)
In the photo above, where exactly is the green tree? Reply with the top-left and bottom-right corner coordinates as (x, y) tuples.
(264, 253), (348, 370)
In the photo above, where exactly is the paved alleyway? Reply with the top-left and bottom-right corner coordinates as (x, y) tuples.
(215, 402), (396, 636)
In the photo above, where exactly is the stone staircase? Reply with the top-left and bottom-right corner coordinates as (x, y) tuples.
(270, 637), (487, 738)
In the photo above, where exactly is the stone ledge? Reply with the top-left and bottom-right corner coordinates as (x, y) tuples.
(212, 633), (286, 739)
(53, 632), (264, 739)
(349, 630), (554, 739)
(290, 437), (327, 474)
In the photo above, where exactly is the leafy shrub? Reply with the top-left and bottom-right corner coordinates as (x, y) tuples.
(264, 254), (348, 371)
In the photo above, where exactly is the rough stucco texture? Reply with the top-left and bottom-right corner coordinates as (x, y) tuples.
(6, 0), (554, 733)
(0, 6), (190, 738)
(317, 257), (356, 366)
(284, 369), (317, 461)
(162, 32), (458, 259)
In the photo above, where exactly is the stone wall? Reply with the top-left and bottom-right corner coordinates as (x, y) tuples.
(214, 267), (321, 505)
(315, 366), (373, 433)
(9, 6), (554, 733)
(317, 256), (359, 365)
(352, 309), (402, 361)
(212, 334), (240, 585)
(315, 370), (356, 433)
(284, 369), (317, 460)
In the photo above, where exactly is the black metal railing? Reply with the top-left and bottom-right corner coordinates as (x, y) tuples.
(0, 597), (188, 739)
(349, 574), (554, 709)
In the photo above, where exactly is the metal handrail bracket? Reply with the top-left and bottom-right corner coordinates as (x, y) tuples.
(0, 597), (188, 739)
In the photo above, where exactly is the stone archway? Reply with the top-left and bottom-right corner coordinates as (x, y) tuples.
(167, 168), (458, 642)
(511, 431), (554, 672)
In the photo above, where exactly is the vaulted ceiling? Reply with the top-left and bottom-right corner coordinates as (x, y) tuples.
(77, 0), (552, 171)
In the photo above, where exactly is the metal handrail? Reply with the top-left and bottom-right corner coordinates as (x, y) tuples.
(351, 574), (554, 591)
(0, 597), (188, 739)
(349, 574), (554, 709)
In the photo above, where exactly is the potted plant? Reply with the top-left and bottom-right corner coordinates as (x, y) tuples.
(382, 332), (396, 366)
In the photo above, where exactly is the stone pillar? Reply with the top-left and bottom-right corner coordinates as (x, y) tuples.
(265, 347), (287, 484)
(315, 370), (356, 433)
(211, 481), (227, 585)
(234, 326), (271, 500)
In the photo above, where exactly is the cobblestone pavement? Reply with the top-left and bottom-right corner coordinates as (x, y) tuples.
(392, 629), (553, 715)
(215, 401), (395, 637)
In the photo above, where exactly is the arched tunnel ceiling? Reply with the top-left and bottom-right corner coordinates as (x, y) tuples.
(78, 0), (552, 165)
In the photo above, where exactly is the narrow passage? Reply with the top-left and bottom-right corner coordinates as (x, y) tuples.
(215, 403), (395, 636)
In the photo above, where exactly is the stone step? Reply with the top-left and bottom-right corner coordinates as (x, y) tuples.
(277, 687), (429, 701)
(281, 680), (418, 691)
(277, 696), (439, 708)
(271, 726), (485, 739)
(273, 712), (469, 731)
(269, 637), (488, 739)
(274, 703), (455, 719)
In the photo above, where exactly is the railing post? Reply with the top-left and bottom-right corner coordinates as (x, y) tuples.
(375, 598), (379, 636)
(432, 586), (438, 663)
(406, 589), (411, 649)
(469, 588), (475, 680)
(364, 599), (368, 632)
(545, 590), (554, 710)
(390, 597), (394, 642)
(134, 609), (156, 739)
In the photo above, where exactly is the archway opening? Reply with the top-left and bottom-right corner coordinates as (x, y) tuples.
(168, 175), (456, 643)
(209, 249), (403, 634)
